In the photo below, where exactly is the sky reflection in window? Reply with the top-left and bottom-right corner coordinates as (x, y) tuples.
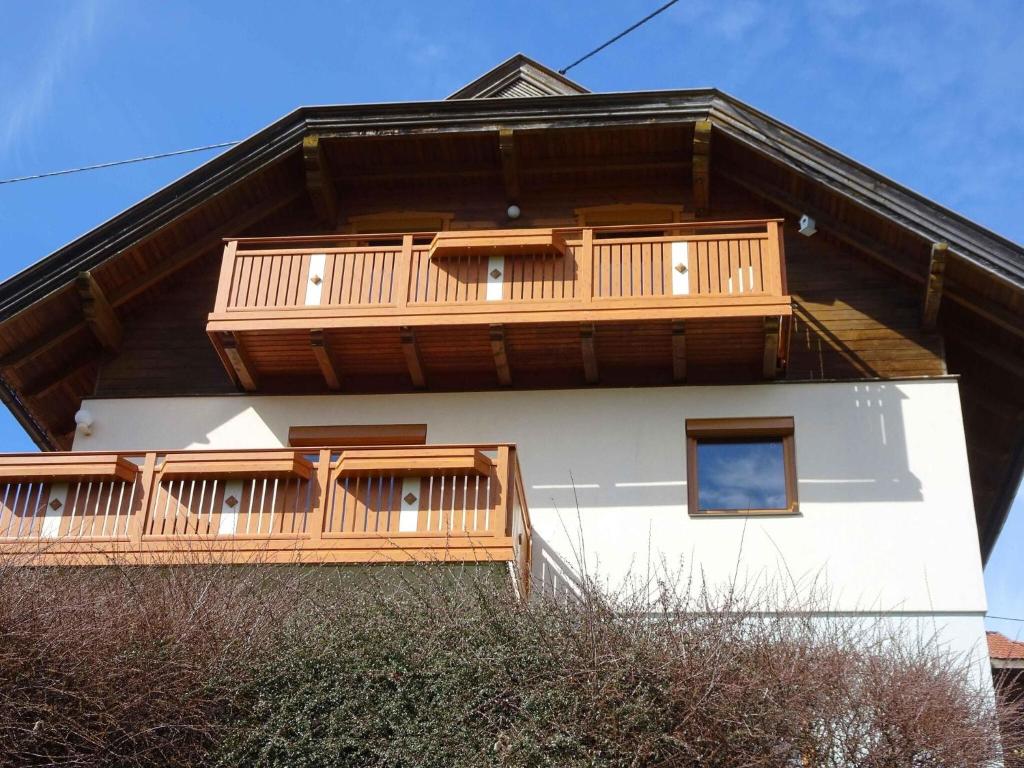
(696, 439), (787, 511)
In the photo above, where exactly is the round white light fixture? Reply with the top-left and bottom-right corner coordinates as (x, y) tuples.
(74, 408), (94, 436)
(506, 204), (521, 220)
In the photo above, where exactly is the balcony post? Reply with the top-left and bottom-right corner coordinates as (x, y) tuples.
(307, 449), (332, 540)
(493, 445), (513, 536)
(765, 221), (784, 295)
(126, 452), (157, 543)
(213, 240), (239, 313)
(393, 235), (414, 308)
(577, 228), (594, 303)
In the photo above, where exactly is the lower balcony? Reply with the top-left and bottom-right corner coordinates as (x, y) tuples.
(207, 219), (792, 392)
(0, 446), (530, 587)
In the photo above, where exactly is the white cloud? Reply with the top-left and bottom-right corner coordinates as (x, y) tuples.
(0, 0), (105, 157)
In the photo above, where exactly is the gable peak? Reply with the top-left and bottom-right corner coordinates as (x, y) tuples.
(447, 54), (590, 100)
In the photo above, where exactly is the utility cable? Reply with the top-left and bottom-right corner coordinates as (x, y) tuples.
(559, 0), (681, 75)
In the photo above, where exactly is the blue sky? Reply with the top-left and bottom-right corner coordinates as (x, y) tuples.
(1, 0), (1022, 634)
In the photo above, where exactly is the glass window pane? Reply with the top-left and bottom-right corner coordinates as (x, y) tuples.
(696, 439), (787, 511)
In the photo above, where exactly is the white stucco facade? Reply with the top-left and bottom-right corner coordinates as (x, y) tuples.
(74, 377), (991, 672)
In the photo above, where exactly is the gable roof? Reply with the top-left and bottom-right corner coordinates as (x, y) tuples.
(0, 57), (1022, 560)
(447, 53), (589, 99)
(989, 631), (1024, 661)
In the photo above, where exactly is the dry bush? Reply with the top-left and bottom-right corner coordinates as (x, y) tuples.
(0, 555), (1019, 767)
(0, 553), (300, 768)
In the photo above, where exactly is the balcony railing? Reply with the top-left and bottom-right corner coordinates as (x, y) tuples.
(0, 445), (531, 585)
(209, 219), (789, 327)
(206, 220), (792, 389)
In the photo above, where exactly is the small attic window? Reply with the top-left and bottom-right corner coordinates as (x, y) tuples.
(575, 204), (688, 239)
(345, 212), (454, 245)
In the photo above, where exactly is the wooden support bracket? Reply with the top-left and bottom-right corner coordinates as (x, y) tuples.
(220, 332), (258, 391)
(400, 326), (426, 389)
(490, 324), (512, 386)
(580, 323), (599, 384)
(303, 134), (338, 227)
(922, 242), (947, 330)
(692, 120), (712, 217)
(76, 272), (121, 352)
(763, 316), (782, 378)
(498, 128), (520, 203)
(671, 320), (687, 382)
(310, 329), (342, 390)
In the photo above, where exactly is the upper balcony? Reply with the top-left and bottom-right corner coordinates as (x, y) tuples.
(0, 444), (530, 590)
(206, 219), (792, 392)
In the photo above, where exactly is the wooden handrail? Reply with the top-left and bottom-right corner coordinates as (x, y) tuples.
(0, 445), (528, 575)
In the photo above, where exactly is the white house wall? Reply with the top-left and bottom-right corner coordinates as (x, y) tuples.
(76, 379), (985, 615)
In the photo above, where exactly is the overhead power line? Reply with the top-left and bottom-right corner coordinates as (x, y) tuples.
(559, 0), (681, 75)
(1, 1), (680, 185)
(988, 615), (1024, 624)
(0, 140), (240, 186)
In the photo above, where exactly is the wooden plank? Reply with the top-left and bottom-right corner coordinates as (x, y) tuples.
(289, 424), (427, 447)
(671, 320), (687, 381)
(580, 323), (599, 383)
(310, 328), (342, 390)
(498, 128), (519, 202)
(922, 241), (947, 330)
(76, 272), (122, 351)
(303, 134), (338, 226)
(0, 318), (86, 369)
(220, 332), (258, 391)
(400, 326), (426, 388)
(692, 119), (712, 217)
(490, 323), (512, 386)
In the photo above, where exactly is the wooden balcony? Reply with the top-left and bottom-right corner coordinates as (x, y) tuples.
(0, 445), (531, 585)
(207, 220), (792, 391)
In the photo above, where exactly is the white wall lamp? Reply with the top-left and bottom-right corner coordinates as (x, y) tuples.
(506, 204), (521, 220)
(798, 214), (817, 237)
(74, 408), (94, 436)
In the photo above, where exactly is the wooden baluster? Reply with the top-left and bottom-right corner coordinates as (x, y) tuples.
(393, 235), (413, 309)
(127, 453), (157, 544)
(306, 449), (332, 541)
(213, 240), (239, 313)
(577, 228), (594, 303)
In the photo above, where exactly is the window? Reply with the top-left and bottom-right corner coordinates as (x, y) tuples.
(686, 418), (798, 515)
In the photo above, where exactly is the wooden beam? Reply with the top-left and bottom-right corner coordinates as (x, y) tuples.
(671, 320), (687, 381)
(580, 323), (599, 384)
(0, 316), (86, 370)
(219, 333), (258, 391)
(22, 356), (96, 400)
(489, 324), (512, 386)
(400, 327), (426, 389)
(112, 189), (301, 309)
(763, 316), (782, 378)
(76, 272), (121, 352)
(498, 128), (520, 203)
(310, 329), (342, 391)
(922, 242), (947, 330)
(303, 134), (338, 227)
(721, 166), (1024, 342)
(692, 120), (712, 217)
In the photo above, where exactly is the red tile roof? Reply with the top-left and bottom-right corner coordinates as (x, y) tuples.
(988, 631), (1024, 660)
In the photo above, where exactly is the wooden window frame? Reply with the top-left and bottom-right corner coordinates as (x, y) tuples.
(685, 417), (798, 516)
(288, 424), (428, 448)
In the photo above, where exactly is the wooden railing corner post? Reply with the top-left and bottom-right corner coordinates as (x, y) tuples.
(493, 445), (513, 536)
(213, 240), (239, 314)
(766, 220), (785, 296)
(127, 452), (157, 543)
(307, 448), (332, 540)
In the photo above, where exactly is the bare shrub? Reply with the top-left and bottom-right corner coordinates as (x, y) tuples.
(0, 553), (300, 767)
(0, 554), (1018, 767)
